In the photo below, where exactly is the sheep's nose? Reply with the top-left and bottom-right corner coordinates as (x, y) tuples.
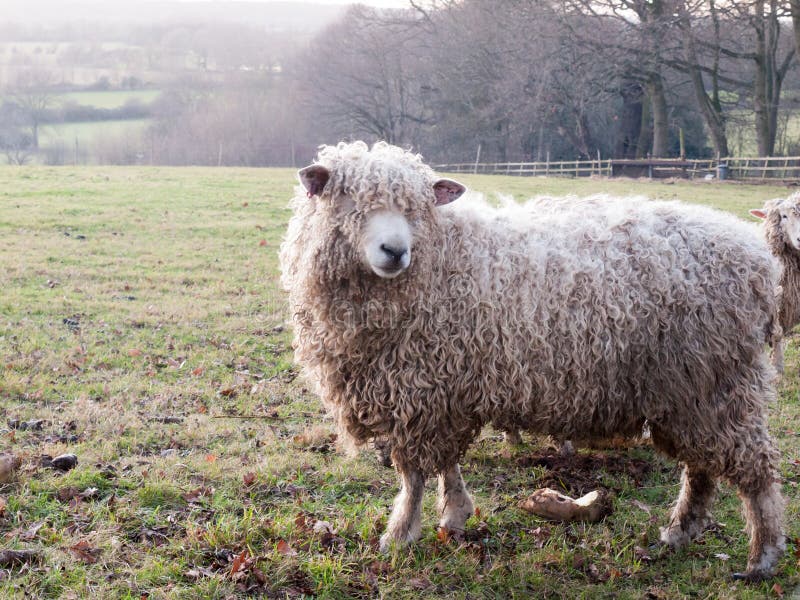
(380, 243), (408, 263)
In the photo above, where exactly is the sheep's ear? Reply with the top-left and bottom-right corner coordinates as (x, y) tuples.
(298, 165), (330, 198)
(749, 208), (767, 220)
(433, 178), (466, 206)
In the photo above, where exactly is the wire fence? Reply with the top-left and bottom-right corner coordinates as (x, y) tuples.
(435, 156), (800, 182)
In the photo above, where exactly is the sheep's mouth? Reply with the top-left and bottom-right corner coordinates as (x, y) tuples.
(371, 261), (409, 279)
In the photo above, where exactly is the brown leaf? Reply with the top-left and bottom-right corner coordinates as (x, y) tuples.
(204, 454), (217, 464)
(219, 387), (237, 398)
(251, 566), (267, 585)
(294, 513), (308, 531)
(127, 348), (142, 357)
(0, 549), (39, 566)
(0, 453), (21, 483)
(182, 486), (214, 504)
(243, 472), (256, 487)
(276, 539), (297, 556)
(258, 239), (267, 247)
(436, 527), (451, 544)
(192, 367), (204, 376)
(772, 583), (784, 598)
(69, 540), (102, 564)
(20, 521), (46, 541)
(408, 576), (431, 590)
(367, 560), (392, 576)
(229, 549), (249, 576)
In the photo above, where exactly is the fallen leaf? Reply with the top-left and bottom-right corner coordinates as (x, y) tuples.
(230, 549), (249, 576)
(367, 560), (391, 576)
(294, 513), (308, 531)
(192, 367), (204, 376)
(219, 387), (236, 398)
(258, 239), (267, 247)
(69, 540), (102, 564)
(630, 499), (652, 515)
(313, 520), (334, 535)
(408, 576), (431, 590)
(0, 549), (39, 567)
(127, 348), (142, 357)
(50, 454), (78, 472)
(772, 583), (784, 597)
(204, 454), (217, 464)
(182, 486), (214, 503)
(436, 527), (451, 544)
(276, 539), (297, 556)
(243, 472), (256, 487)
(19, 521), (46, 541)
(0, 453), (21, 483)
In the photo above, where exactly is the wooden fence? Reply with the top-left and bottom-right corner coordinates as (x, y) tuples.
(435, 155), (800, 182)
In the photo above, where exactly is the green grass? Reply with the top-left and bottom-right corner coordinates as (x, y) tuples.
(55, 90), (162, 109)
(39, 119), (151, 149)
(0, 168), (798, 598)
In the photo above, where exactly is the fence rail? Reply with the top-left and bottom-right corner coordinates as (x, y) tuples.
(435, 155), (800, 182)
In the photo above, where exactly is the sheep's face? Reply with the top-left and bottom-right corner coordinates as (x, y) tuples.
(751, 196), (800, 251)
(298, 162), (465, 279)
(362, 208), (413, 278)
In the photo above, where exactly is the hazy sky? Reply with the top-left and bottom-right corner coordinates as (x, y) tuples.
(176, 0), (411, 5)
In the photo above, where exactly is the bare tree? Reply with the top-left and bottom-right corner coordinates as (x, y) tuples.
(299, 6), (434, 146)
(9, 68), (58, 150)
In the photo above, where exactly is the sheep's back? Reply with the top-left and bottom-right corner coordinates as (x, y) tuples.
(439, 196), (778, 439)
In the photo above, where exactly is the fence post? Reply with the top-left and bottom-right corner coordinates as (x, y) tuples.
(546, 152), (550, 176)
(473, 144), (482, 174)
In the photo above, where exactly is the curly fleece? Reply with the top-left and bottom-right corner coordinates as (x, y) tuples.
(761, 195), (800, 339)
(280, 141), (785, 578)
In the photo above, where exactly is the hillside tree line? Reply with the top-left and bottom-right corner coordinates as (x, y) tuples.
(4, 0), (800, 165)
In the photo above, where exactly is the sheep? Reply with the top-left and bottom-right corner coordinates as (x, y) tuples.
(279, 141), (785, 581)
(750, 193), (800, 374)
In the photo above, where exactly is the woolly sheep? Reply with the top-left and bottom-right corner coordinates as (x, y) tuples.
(751, 193), (800, 373)
(280, 141), (785, 581)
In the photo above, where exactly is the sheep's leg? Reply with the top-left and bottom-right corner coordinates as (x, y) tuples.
(380, 467), (425, 551)
(437, 464), (474, 534)
(659, 465), (717, 549)
(653, 412), (785, 580)
(771, 339), (785, 375)
(727, 430), (785, 582)
(732, 481), (785, 581)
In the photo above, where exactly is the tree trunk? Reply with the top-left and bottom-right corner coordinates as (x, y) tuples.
(791, 0), (800, 71)
(679, 3), (729, 157)
(616, 81), (643, 159)
(636, 95), (653, 159)
(647, 73), (669, 157)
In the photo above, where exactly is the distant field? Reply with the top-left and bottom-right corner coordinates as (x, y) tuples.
(39, 119), (151, 159)
(0, 168), (798, 598)
(56, 90), (161, 109)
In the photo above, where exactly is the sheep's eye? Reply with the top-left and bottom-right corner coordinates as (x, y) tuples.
(782, 214), (788, 220)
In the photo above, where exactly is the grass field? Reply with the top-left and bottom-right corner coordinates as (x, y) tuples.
(0, 169), (798, 599)
(42, 119), (151, 145)
(56, 90), (162, 110)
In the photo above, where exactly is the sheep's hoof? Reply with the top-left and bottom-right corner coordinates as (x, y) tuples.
(378, 531), (414, 553)
(731, 570), (770, 583)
